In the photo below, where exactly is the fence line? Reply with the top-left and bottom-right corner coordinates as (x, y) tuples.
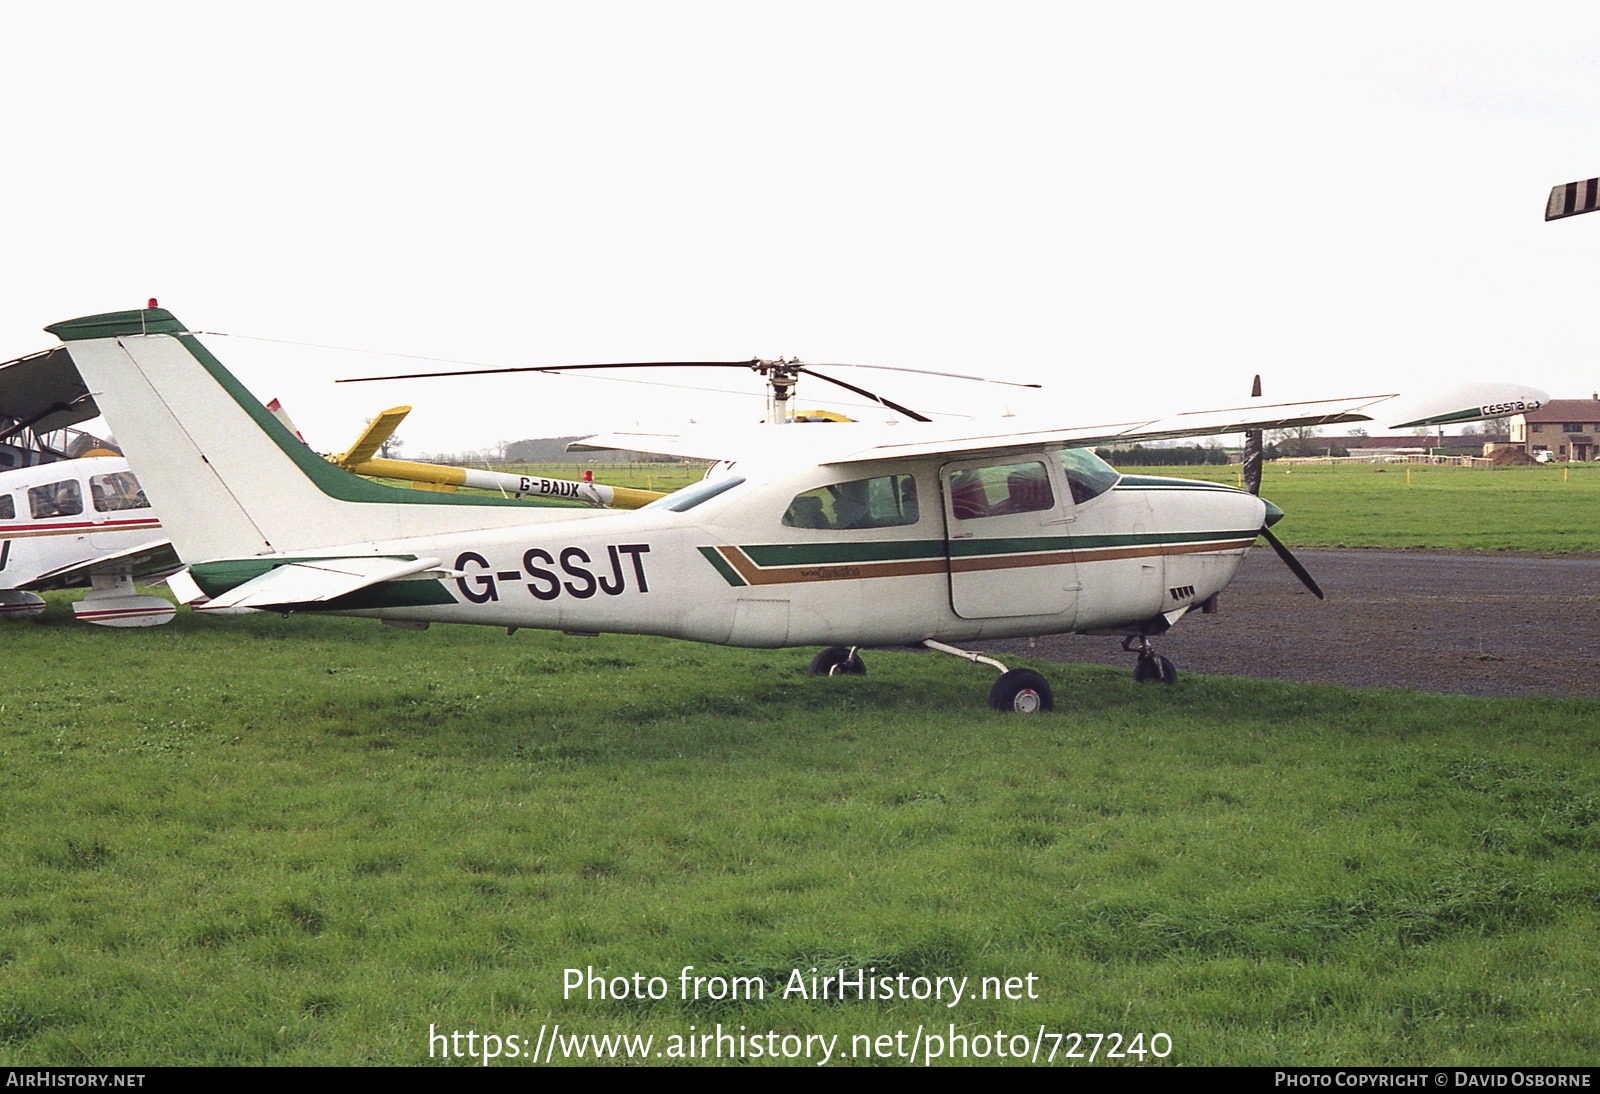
(1275, 454), (1496, 468)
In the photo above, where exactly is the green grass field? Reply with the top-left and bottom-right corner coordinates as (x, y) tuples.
(1127, 461), (1600, 553)
(3, 609), (1598, 1066)
(5, 460), (1598, 1067)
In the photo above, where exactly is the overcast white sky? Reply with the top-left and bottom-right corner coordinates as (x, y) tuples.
(4, 2), (1600, 454)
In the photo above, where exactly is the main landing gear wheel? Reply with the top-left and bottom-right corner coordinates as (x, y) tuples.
(988, 669), (1054, 713)
(1133, 653), (1178, 685)
(808, 646), (866, 676)
(920, 639), (1053, 714)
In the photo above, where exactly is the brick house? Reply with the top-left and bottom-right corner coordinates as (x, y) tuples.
(1511, 398), (1600, 461)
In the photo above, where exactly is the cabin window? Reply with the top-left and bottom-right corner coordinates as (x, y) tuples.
(947, 462), (1053, 520)
(1056, 448), (1120, 504)
(783, 474), (919, 530)
(29, 479), (82, 519)
(0, 494), (13, 520)
(90, 471), (151, 512)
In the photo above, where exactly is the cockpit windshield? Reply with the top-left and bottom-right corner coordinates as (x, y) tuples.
(642, 475), (746, 513)
(1056, 448), (1120, 504)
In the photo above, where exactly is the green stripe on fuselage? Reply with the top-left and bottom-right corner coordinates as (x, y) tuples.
(697, 546), (749, 587)
(273, 582), (457, 612)
(1114, 476), (1241, 492)
(736, 528), (1257, 569)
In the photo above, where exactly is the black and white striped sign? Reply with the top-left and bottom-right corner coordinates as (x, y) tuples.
(1546, 177), (1600, 221)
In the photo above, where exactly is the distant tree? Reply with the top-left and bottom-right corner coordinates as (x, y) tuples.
(1268, 426), (1323, 458)
(1097, 444), (1229, 466)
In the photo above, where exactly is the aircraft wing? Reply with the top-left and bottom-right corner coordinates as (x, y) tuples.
(570, 429), (760, 463)
(572, 383), (1549, 466)
(0, 347), (100, 434)
(199, 555), (445, 610)
(24, 538), (181, 588)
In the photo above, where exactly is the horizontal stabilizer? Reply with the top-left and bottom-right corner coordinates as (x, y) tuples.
(28, 538), (179, 588)
(334, 406), (411, 467)
(202, 555), (444, 610)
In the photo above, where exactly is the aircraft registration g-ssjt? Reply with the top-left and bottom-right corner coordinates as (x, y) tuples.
(47, 305), (1545, 711)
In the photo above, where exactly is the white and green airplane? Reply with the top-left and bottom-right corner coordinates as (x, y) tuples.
(47, 305), (1544, 711)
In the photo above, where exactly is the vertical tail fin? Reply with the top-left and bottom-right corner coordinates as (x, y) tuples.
(48, 307), (580, 562)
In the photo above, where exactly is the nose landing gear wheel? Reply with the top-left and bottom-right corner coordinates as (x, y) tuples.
(988, 669), (1054, 713)
(808, 646), (866, 676)
(1133, 653), (1178, 685)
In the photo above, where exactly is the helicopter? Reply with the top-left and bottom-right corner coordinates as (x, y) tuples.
(47, 304), (1545, 710)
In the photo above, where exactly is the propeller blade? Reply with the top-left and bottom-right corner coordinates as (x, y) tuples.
(1242, 374), (1263, 495)
(1259, 525), (1324, 599)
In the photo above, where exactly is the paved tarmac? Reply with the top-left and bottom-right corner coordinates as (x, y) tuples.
(974, 549), (1600, 699)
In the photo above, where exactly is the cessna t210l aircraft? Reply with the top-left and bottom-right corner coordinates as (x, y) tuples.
(48, 306), (1545, 711)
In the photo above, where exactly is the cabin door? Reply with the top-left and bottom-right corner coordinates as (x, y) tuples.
(941, 455), (1079, 621)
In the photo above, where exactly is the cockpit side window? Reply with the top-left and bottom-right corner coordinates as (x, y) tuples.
(783, 474), (919, 530)
(91, 471), (151, 512)
(0, 494), (13, 520)
(29, 479), (83, 519)
(1056, 448), (1120, 504)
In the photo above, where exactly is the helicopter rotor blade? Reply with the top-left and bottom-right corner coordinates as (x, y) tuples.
(335, 360), (762, 383)
(337, 357), (947, 424)
(805, 362), (1042, 389)
(797, 367), (932, 422)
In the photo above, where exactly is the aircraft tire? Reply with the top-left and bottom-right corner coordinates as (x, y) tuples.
(1133, 654), (1178, 685)
(808, 646), (866, 676)
(988, 669), (1053, 714)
